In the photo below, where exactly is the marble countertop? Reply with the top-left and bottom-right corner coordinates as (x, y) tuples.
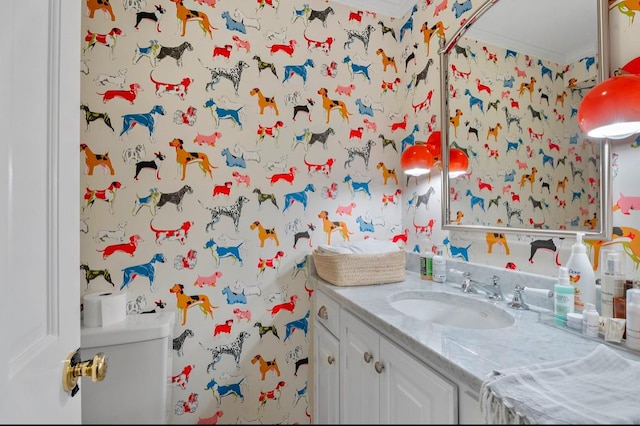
(311, 269), (640, 392)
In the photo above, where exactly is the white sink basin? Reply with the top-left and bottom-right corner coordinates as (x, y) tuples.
(388, 291), (514, 329)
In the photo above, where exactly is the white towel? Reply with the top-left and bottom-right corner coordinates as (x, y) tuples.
(317, 239), (400, 254)
(479, 344), (640, 424)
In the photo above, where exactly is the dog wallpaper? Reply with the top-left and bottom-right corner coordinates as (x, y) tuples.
(446, 38), (599, 234)
(78, 0), (640, 423)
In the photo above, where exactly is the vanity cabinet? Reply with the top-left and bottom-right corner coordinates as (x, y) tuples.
(314, 286), (484, 424)
(340, 309), (456, 424)
(313, 289), (341, 424)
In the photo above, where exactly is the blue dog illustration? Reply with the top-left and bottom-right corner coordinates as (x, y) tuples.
(119, 105), (165, 143)
(283, 183), (315, 213)
(284, 310), (310, 342)
(282, 58), (315, 86)
(120, 253), (166, 292)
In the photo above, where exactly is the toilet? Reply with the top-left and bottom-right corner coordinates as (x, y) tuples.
(80, 312), (175, 424)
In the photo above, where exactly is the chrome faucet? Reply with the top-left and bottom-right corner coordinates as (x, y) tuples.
(460, 272), (504, 301)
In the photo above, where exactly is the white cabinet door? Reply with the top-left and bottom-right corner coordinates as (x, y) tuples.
(340, 310), (456, 424)
(340, 310), (381, 424)
(314, 323), (340, 424)
(379, 336), (456, 424)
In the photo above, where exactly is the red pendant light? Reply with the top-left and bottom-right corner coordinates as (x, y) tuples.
(400, 143), (434, 176)
(578, 57), (640, 139)
(425, 130), (442, 161)
(448, 147), (469, 178)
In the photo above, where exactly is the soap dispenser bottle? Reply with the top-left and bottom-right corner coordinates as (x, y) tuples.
(565, 232), (596, 313)
(600, 250), (626, 318)
(582, 303), (600, 338)
(432, 245), (447, 283)
(554, 266), (574, 326)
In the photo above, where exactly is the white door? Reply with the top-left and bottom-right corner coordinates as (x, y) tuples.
(0, 0), (82, 422)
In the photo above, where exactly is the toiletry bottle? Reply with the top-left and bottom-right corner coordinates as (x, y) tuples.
(600, 250), (625, 318)
(581, 303), (600, 338)
(554, 266), (574, 326)
(432, 245), (447, 283)
(626, 289), (640, 351)
(420, 249), (434, 280)
(565, 232), (596, 313)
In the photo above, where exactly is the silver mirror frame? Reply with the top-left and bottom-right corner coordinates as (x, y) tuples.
(438, 0), (611, 239)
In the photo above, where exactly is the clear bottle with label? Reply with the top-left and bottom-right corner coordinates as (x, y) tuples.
(626, 289), (640, 351)
(432, 245), (447, 283)
(420, 250), (434, 280)
(600, 250), (626, 318)
(554, 266), (574, 326)
(582, 303), (600, 338)
(565, 232), (596, 313)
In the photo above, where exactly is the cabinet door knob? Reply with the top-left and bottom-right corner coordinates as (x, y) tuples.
(363, 351), (373, 363)
(374, 361), (384, 374)
(327, 355), (335, 365)
(317, 305), (328, 320)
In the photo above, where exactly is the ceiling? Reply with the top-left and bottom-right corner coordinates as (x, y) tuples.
(465, 0), (597, 65)
(330, 0), (598, 64)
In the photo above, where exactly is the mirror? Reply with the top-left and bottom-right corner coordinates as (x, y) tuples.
(438, 0), (611, 239)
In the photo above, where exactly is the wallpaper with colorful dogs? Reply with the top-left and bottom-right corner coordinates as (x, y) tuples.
(446, 38), (599, 234)
(80, 0), (408, 423)
(79, 0), (640, 423)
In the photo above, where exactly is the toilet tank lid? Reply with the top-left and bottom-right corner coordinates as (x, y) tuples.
(81, 312), (175, 348)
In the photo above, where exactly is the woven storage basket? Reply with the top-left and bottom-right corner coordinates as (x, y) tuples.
(312, 248), (405, 286)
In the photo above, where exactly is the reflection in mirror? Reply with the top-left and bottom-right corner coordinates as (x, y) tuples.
(439, 0), (611, 239)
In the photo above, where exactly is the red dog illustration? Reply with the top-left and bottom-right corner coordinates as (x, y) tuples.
(268, 166), (297, 185)
(150, 71), (193, 100)
(269, 295), (298, 316)
(83, 181), (123, 214)
(97, 83), (142, 104)
(150, 219), (193, 245)
(83, 27), (124, 58)
(267, 40), (297, 56)
(96, 234), (143, 259)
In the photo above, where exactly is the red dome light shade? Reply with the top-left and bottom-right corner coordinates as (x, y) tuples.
(400, 143), (434, 176)
(577, 73), (640, 139)
(425, 131), (442, 160)
(448, 148), (469, 178)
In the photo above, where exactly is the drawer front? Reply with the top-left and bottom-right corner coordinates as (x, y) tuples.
(315, 290), (340, 336)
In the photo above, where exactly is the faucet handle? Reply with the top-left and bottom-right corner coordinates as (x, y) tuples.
(508, 285), (529, 310)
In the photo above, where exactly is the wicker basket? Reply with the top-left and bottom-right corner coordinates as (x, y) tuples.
(312, 248), (406, 286)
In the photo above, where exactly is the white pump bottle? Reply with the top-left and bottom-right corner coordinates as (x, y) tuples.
(565, 232), (596, 314)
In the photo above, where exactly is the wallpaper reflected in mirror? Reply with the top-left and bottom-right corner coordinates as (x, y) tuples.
(440, 0), (609, 237)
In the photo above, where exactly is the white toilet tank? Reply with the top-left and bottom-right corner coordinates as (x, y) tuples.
(80, 312), (175, 424)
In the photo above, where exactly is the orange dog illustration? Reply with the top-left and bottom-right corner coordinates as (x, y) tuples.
(519, 166), (538, 191)
(250, 87), (280, 115)
(486, 232), (510, 255)
(375, 48), (397, 73)
(318, 210), (353, 245)
(376, 161), (398, 185)
(86, 0), (115, 21)
(80, 143), (115, 175)
(251, 354), (281, 381)
(250, 220), (280, 247)
(317, 87), (351, 124)
(170, 283), (217, 326)
(169, 138), (216, 180)
(170, 0), (217, 39)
